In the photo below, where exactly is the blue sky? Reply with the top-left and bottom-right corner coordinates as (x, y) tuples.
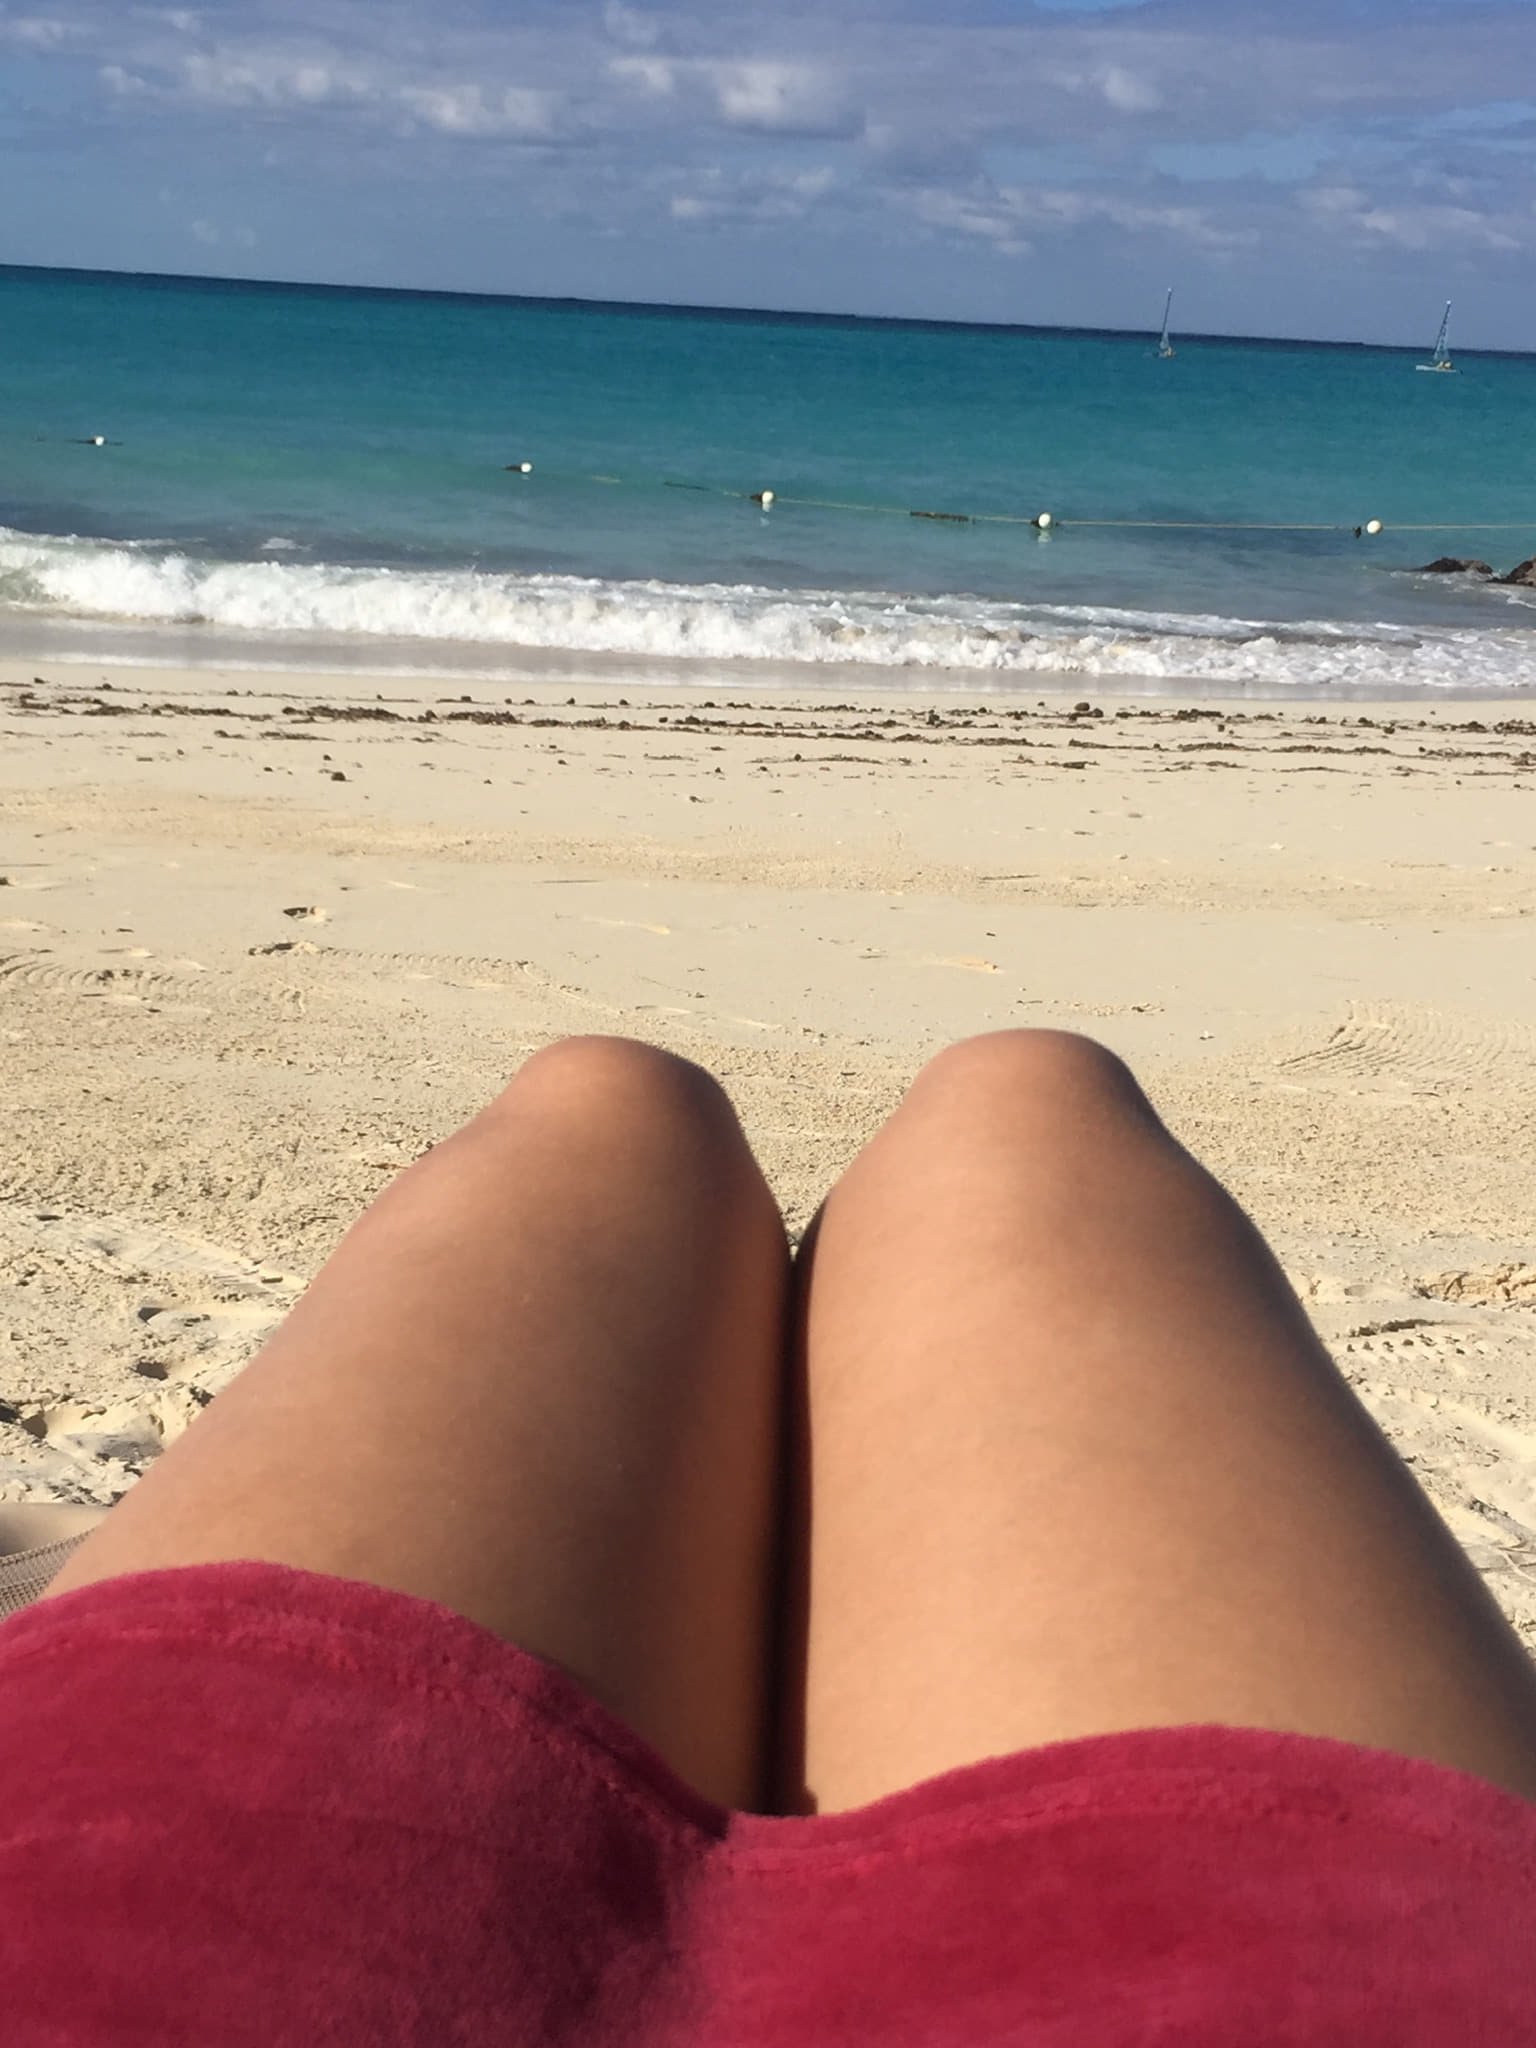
(4, 0), (1535, 344)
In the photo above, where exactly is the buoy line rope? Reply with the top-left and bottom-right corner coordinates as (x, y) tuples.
(40, 436), (1535, 540)
(504, 464), (1533, 540)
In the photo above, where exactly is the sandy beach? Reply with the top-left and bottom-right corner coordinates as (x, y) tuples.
(1, 656), (1533, 1647)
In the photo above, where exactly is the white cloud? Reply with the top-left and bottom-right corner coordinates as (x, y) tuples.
(100, 36), (563, 143)
(1100, 66), (1162, 115)
(612, 50), (859, 136)
(1304, 182), (1525, 253)
(908, 189), (1032, 255)
(708, 60), (859, 139)
(0, 14), (80, 47)
(669, 162), (839, 226)
(1355, 204), (1520, 253)
(178, 49), (372, 110)
(399, 84), (558, 140)
(905, 178), (1252, 255)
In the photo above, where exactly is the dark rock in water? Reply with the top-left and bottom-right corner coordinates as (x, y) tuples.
(1496, 555), (1536, 587)
(1415, 557), (1494, 577)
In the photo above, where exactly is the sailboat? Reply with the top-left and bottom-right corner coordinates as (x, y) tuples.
(1416, 301), (1456, 374)
(1155, 287), (1176, 360)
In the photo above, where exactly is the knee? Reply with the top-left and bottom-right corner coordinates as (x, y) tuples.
(905, 1030), (1155, 1127)
(490, 1035), (741, 1139)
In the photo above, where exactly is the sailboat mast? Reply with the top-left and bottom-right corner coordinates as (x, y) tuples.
(1157, 287), (1175, 358)
(1416, 299), (1457, 373)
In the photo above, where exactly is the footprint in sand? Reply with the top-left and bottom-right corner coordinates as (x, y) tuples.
(282, 905), (330, 923)
(20, 1399), (167, 1469)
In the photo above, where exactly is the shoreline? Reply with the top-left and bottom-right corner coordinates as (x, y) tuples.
(9, 630), (1536, 707)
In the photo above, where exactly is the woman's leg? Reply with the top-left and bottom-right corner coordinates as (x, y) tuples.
(49, 1037), (791, 1811)
(781, 1031), (1536, 1814)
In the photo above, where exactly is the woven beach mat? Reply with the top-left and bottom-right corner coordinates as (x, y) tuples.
(0, 1506), (107, 1620)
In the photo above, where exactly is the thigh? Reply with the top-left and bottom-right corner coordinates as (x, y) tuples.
(49, 1037), (791, 1811)
(781, 1031), (1536, 1814)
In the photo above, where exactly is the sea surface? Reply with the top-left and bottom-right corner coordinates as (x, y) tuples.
(4, 263), (1536, 696)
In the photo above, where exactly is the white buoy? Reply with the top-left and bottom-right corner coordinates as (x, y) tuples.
(1033, 512), (1054, 532)
(753, 489), (775, 508)
(517, 461), (533, 475)
(90, 435), (106, 447)
(1365, 518), (1383, 536)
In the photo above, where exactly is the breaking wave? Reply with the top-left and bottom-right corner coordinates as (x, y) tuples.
(3, 525), (1535, 692)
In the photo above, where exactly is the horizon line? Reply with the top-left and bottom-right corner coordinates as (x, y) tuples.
(2, 258), (1524, 361)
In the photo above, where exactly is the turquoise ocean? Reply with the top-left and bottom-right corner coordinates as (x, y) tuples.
(4, 263), (1536, 696)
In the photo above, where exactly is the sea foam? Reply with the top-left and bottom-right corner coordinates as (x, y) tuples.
(3, 526), (1534, 693)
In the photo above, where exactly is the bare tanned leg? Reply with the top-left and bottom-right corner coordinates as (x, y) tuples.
(783, 1031), (1536, 1813)
(50, 1037), (791, 1811)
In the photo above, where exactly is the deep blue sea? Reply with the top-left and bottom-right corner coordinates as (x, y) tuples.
(4, 263), (1536, 695)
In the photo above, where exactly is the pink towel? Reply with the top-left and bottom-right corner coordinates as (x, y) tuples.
(2, 1562), (1533, 2044)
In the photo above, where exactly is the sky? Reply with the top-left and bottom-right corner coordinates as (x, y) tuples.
(4, 0), (1536, 346)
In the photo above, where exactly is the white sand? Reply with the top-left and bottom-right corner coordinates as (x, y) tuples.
(2, 659), (1534, 1645)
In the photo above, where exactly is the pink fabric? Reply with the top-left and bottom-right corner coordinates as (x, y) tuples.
(1, 1562), (1533, 2045)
